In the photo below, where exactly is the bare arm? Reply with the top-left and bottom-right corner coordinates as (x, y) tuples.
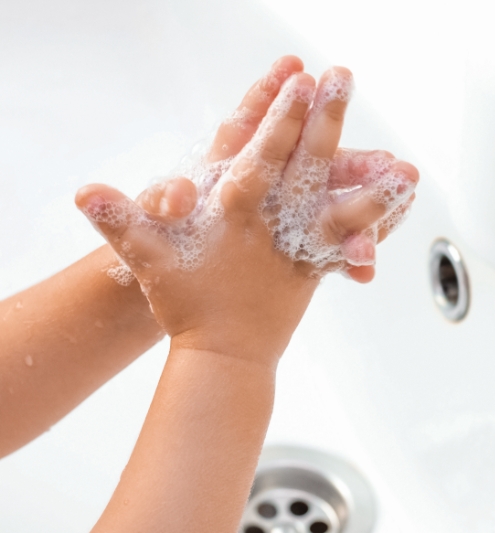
(0, 245), (163, 457)
(93, 346), (275, 532)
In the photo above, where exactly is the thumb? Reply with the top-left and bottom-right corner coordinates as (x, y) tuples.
(136, 177), (198, 219)
(75, 183), (169, 275)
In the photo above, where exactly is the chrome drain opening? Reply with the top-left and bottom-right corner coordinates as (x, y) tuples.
(240, 446), (376, 533)
(429, 239), (470, 321)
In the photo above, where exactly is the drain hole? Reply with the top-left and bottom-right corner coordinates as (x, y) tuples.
(439, 255), (459, 305)
(245, 526), (265, 533)
(310, 522), (330, 533)
(290, 500), (309, 516)
(257, 502), (277, 518)
(429, 239), (470, 322)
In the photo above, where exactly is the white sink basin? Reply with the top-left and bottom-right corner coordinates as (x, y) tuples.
(1, 1), (494, 532)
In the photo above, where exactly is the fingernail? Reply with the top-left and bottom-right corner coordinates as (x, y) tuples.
(318, 67), (354, 106)
(280, 73), (315, 105)
(178, 193), (196, 217)
(83, 195), (106, 217)
(342, 234), (376, 266)
(159, 194), (170, 216)
(331, 185), (363, 203)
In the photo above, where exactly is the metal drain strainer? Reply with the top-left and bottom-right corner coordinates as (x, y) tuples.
(240, 446), (376, 533)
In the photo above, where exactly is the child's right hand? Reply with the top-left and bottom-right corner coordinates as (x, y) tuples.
(76, 57), (418, 365)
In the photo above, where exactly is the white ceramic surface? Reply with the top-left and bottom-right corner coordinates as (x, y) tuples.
(1, 1), (494, 532)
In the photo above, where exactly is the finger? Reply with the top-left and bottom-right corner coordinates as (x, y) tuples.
(298, 66), (353, 159)
(221, 72), (316, 214)
(136, 177), (198, 219)
(321, 159), (419, 244)
(341, 233), (376, 266)
(313, 257), (375, 284)
(75, 184), (166, 271)
(346, 265), (375, 283)
(321, 186), (386, 244)
(377, 192), (416, 243)
(208, 56), (304, 163)
(328, 148), (395, 190)
(330, 151), (419, 199)
(76, 184), (140, 242)
(279, 67), (353, 196)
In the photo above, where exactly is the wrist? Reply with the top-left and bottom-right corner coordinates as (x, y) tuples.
(89, 245), (164, 332)
(169, 328), (282, 371)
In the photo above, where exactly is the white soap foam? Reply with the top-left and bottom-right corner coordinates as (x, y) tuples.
(318, 70), (354, 103)
(224, 106), (260, 128)
(83, 199), (149, 229)
(84, 69), (414, 281)
(106, 263), (134, 286)
(258, 141), (414, 271)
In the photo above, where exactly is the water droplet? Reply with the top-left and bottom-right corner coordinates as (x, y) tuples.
(64, 333), (78, 345)
(15, 301), (23, 310)
(222, 144), (229, 151)
(123, 499), (129, 506)
(25, 355), (33, 367)
(94, 320), (104, 328)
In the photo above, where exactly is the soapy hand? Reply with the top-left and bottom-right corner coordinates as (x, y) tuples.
(76, 57), (418, 364)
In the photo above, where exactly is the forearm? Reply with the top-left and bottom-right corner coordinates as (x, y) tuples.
(92, 343), (276, 533)
(0, 245), (164, 457)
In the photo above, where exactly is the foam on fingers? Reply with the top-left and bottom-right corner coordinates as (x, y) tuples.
(77, 185), (160, 285)
(208, 56), (304, 162)
(212, 72), (316, 214)
(142, 90), (414, 274)
(233, 72), (316, 173)
(81, 194), (148, 231)
(259, 148), (416, 271)
(378, 193), (415, 240)
(312, 66), (354, 110)
(78, 67), (417, 283)
(297, 67), (353, 160)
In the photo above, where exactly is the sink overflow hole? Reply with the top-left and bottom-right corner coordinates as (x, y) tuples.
(439, 255), (459, 305)
(429, 239), (470, 321)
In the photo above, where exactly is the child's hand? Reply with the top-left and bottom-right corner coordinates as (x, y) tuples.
(76, 60), (418, 365)
(77, 63), (418, 530)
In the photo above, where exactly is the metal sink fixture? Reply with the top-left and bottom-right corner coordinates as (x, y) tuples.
(240, 446), (375, 533)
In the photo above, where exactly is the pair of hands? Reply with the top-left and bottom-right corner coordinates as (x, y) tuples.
(76, 56), (418, 366)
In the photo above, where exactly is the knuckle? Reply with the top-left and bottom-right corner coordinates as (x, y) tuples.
(323, 103), (346, 123)
(220, 180), (254, 215)
(260, 144), (289, 168)
(258, 73), (278, 95)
